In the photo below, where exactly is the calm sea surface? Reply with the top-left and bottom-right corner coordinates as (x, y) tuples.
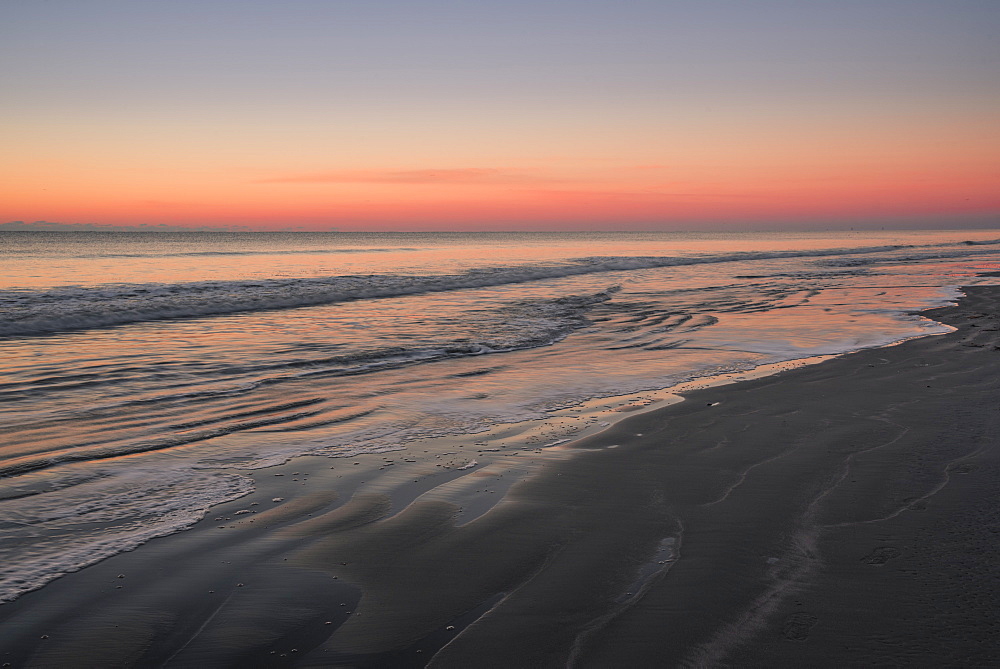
(2, 229), (999, 601)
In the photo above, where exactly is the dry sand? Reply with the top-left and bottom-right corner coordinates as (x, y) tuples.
(2, 286), (999, 667)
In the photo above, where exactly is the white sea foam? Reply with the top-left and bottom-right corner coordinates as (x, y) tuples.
(815, 247), (1000, 267)
(0, 467), (252, 603)
(5, 240), (997, 336)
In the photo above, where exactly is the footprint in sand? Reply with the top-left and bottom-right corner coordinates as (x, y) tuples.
(782, 612), (818, 641)
(861, 546), (901, 565)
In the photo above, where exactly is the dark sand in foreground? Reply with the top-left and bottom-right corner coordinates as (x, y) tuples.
(3, 286), (1000, 667)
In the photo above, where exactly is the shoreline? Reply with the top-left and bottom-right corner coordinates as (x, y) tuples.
(1, 286), (999, 666)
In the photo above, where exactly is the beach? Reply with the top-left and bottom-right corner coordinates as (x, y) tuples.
(6, 0), (1000, 663)
(2, 282), (998, 667)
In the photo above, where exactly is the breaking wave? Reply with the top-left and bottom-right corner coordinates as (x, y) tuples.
(4, 241), (1000, 337)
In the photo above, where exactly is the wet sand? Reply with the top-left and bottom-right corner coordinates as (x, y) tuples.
(2, 286), (1000, 667)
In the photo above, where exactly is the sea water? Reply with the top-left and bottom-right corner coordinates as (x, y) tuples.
(2, 229), (999, 602)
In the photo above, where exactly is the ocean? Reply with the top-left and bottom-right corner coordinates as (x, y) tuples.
(2, 228), (999, 604)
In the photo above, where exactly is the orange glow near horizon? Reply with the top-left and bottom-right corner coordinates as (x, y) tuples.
(3, 2), (998, 231)
(4, 149), (997, 230)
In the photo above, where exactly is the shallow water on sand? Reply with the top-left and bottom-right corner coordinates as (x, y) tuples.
(2, 229), (1000, 601)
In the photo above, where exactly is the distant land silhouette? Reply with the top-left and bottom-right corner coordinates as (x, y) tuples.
(0, 221), (334, 232)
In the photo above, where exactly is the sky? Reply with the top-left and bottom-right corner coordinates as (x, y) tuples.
(2, 0), (998, 231)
